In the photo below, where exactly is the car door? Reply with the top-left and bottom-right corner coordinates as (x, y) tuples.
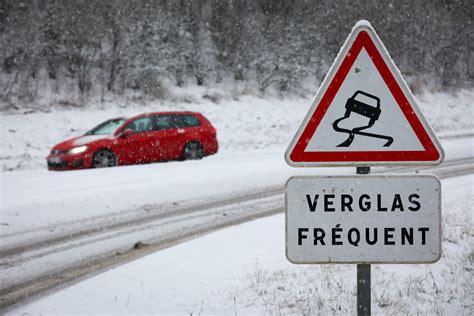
(120, 116), (155, 164)
(152, 115), (186, 161)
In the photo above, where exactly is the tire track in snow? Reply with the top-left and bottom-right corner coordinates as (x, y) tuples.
(1, 157), (473, 312)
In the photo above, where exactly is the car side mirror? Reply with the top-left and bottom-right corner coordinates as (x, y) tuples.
(120, 129), (134, 138)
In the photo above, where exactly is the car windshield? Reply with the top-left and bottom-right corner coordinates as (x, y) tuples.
(354, 93), (378, 107)
(86, 118), (126, 135)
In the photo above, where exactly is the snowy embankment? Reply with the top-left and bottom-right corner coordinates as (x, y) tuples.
(10, 174), (473, 315)
(0, 88), (473, 171)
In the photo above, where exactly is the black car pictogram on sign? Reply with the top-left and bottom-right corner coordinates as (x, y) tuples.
(332, 90), (393, 147)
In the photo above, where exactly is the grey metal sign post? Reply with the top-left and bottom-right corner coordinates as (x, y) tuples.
(357, 263), (371, 315)
(356, 166), (371, 316)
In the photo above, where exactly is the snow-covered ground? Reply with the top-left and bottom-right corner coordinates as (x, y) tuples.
(10, 174), (473, 315)
(1, 88), (473, 314)
(1, 136), (471, 237)
(1, 89), (473, 171)
(0, 147), (317, 235)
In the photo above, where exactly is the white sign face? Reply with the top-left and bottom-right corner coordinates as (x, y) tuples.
(285, 20), (444, 166)
(305, 48), (423, 152)
(286, 175), (441, 264)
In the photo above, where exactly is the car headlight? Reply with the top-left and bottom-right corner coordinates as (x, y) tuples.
(68, 145), (88, 154)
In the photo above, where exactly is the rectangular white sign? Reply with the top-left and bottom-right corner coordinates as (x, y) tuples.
(286, 175), (441, 264)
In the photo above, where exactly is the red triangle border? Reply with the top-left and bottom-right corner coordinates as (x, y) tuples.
(289, 30), (441, 163)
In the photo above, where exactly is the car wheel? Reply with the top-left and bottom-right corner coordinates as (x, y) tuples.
(182, 142), (204, 160)
(92, 149), (117, 168)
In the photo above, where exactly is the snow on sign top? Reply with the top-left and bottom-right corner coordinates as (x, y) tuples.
(285, 20), (444, 167)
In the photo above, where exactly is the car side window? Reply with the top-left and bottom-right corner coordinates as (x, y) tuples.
(180, 115), (201, 127)
(155, 115), (182, 131)
(127, 117), (153, 133)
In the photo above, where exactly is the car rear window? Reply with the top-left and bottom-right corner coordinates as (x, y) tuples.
(154, 115), (201, 130)
(155, 115), (182, 130)
(180, 115), (201, 127)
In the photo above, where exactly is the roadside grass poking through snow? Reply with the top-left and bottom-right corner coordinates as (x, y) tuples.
(238, 188), (473, 314)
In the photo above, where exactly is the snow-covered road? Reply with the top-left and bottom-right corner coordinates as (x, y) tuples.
(0, 135), (473, 311)
(8, 173), (473, 315)
(1, 134), (472, 235)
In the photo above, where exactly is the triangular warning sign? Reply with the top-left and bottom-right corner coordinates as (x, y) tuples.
(285, 20), (444, 167)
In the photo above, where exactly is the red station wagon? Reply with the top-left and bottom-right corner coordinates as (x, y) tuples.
(47, 112), (218, 170)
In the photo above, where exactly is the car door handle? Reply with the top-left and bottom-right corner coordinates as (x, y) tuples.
(177, 129), (185, 134)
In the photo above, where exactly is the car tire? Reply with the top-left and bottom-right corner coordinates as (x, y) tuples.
(182, 142), (204, 160)
(92, 149), (117, 168)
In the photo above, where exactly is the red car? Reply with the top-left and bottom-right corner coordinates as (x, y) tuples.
(47, 112), (218, 170)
